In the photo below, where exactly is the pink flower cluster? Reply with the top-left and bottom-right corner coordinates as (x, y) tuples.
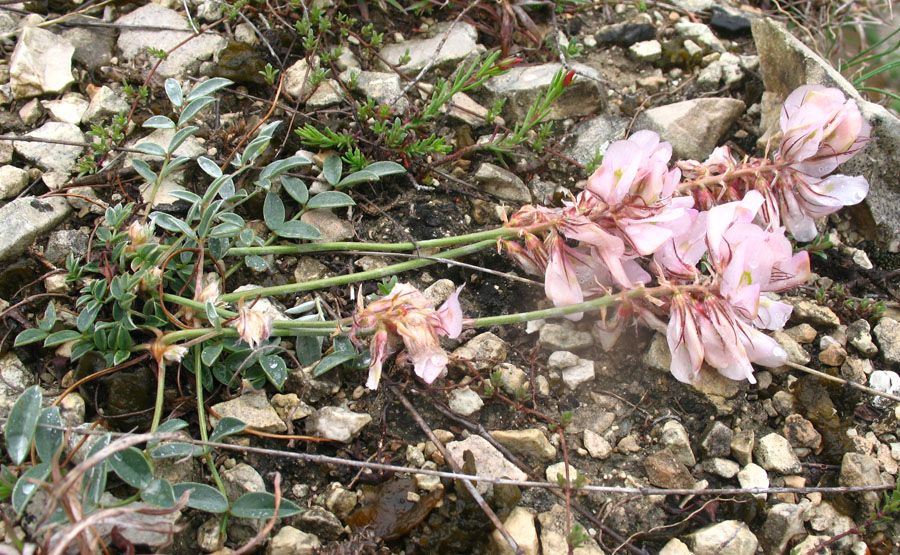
(502, 85), (870, 385)
(680, 85), (870, 241)
(350, 283), (463, 389)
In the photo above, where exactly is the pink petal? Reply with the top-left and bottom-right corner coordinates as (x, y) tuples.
(435, 285), (465, 339)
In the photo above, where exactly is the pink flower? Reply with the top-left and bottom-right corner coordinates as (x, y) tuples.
(778, 85), (870, 177)
(232, 298), (273, 349)
(351, 283), (465, 389)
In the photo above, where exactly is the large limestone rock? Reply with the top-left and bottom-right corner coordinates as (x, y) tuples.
(753, 18), (900, 242)
(0, 196), (72, 261)
(10, 27), (75, 99)
(379, 22), (484, 74)
(634, 98), (745, 160)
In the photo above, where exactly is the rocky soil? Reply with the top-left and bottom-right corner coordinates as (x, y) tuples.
(0, 0), (899, 554)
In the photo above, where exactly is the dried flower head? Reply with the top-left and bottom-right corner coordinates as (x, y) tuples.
(351, 283), (464, 389)
(232, 297), (273, 349)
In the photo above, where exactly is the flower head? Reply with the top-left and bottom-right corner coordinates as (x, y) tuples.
(778, 85), (870, 177)
(351, 283), (465, 389)
(148, 334), (188, 366)
(232, 298), (273, 349)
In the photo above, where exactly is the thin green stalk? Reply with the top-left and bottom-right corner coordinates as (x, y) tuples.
(470, 285), (659, 327)
(218, 239), (497, 303)
(150, 362), (166, 433)
(227, 225), (517, 256)
(195, 347), (227, 494)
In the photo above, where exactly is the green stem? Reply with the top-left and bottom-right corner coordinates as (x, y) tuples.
(218, 239), (497, 303)
(470, 285), (668, 327)
(195, 347), (227, 494)
(226, 226), (516, 256)
(150, 362), (166, 433)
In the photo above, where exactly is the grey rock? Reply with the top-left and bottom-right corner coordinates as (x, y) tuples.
(448, 387), (484, 416)
(784, 323), (817, 344)
(563, 114), (629, 166)
(808, 502), (857, 549)
(306, 79), (344, 109)
(116, 4), (225, 79)
(754, 433), (801, 474)
(628, 40), (662, 62)
(61, 17), (116, 70)
(793, 536), (832, 555)
(538, 505), (604, 555)
(737, 463), (769, 499)
(379, 22), (483, 74)
(540, 321), (594, 352)
(406, 444), (426, 467)
(841, 356), (873, 383)
(686, 520), (758, 555)
(873, 318), (900, 369)
(660, 539), (693, 555)
(153, 432), (201, 484)
(423, 278), (457, 306)
(58, 392), (85, 428)
(595, 22), (656, 47)
(340, 70), (409, 113)
(848, 319), (878, 358)
(645, 448), (695, 489)
(783, 298), (840, 326)
(660, 420), (696, 466)
(700, 421), (733, 458)
(211, 392), (287, 433)
(0, 196), (71, 261)
(548, 350), (595, 390)
(300, 209), (355, 242)
(293, 256), (329, 282)
(283, 57), (318, 100)
(492, 506), (539, 555)
(490, 428), (556, 462)
(452, 332), (508, 371)
(222, 463), (265, 502)
(10, 27), (75, 98)
(83, 86), (129, 125)
(0, 352), (36, 418)
(446, 435), (527, 496)
(839, 453), (885, 514)
(675, 22), (726, 53)
(270, 393), (313, 422)
(697, 52), (743, 91)
(42, 93), (89, 125)
(496, 363), (527, 394)
(473, 163), (530, 203)
(0, 165), (28, 199)
(644, 332), (672, 374)
(759, 503), (806, 555)
(14, 121), (84, 174)
(295, 506), (344, 541)
(783, 414), (822, 450)
(483, 62), (606, 123)
(772, 391), (798, 416)
(196, 0), (223, 22)
(702, 457), (740, 479)
(323, 482), (357, 520)
(753, 18), (900, 242)
(583, 429), (613, 460)
(635, 98), (745, 161)
(868, 370), (900, 409)
(197, 516), (224, 552)
(731, 430), (755, 466)
(306, 407), (371, 443)
(267, 526), (320, 555)
(546, 461), (585, 486)
(0, 142), (12, 164)
(234, 23), (258, 46)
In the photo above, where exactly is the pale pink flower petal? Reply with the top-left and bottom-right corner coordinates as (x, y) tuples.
(435, 285), (465, 339)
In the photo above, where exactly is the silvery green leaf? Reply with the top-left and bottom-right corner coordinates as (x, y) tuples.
(307, 191), (354, 209)
(335, 170), (378, 189)
(186, 78), (233, 102)
(365, 161), (406, 177)
(165, 78), (183, 107)
(323, 155), (342, 186)
(5, 386), (42, 465)
(282, 176), (308, 205)
(274, 221), (320, 240)
(178, 98), (215, 127)
(143, 116), (176, 129)
(197, 156), (223, 178)
(134, 143), (167, 157)
(35, 407), (62, 463)
(131, 159), (157, 183)
(167, 126), (199, 154)
(263, 193), (285, 230)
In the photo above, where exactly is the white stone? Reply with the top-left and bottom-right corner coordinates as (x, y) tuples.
(10, 27), (75, 98)
(583, 429), (613, 460)
(446, 435), (527, 495)
(42, 93), (89, 125)
(869, 370), (900, 409)
(267, 526), (320, 555)
(210, 392), (287, 433)
(491, 507), (539, 555)
(14, 121), (84, 174)
(737, 463), (769, 500)
(379, 22), (483, 74)
(686, 520), (758, 555)
(306, 407), (371, 443)
(0, 165), (29, 199)
(754, 433), (802, 474)
(448, 387), (484, 416)
(0, 196), (71, 261)
(83, 86), (129, 125)
(116, 4), (225, 79)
